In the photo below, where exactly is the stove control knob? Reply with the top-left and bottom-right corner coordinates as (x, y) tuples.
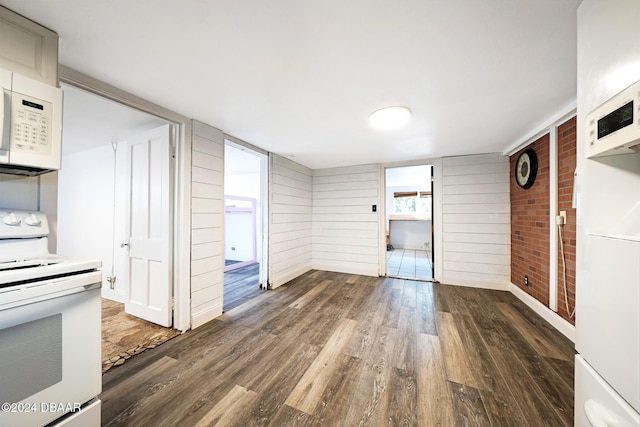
(3, 213), (21, 226)
(25, 214), (41, 227)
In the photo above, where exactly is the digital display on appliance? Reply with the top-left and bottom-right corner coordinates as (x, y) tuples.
(22, 99), (44, 110)
(597, 100), (634, 139)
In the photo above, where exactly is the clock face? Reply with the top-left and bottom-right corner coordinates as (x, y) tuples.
(515, 149), (537, 189)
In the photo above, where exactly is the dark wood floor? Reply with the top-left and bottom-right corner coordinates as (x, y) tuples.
(101, 270), (575, 426)
(224, 263), (262, 312)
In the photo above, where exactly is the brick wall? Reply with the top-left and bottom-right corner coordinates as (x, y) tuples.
(556, 117), (577, 325)
(510, 117), (577, 325)
(511, 134), (551, 305)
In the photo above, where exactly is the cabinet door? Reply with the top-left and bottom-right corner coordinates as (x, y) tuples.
(0, 6), (59, 86)
(575, 355), (639, 426)
(576, 235), (640, 413)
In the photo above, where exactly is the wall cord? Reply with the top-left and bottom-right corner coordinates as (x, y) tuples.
(558, 223), (575, 319)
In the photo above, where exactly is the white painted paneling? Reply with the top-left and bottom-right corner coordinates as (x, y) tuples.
(272, 193), (313, 206)
(270, 203), (312, 214)
(192, 198), (222, 213)
(312, 164), (379, 276)
(314, 171), (377, 184)
(442, 193), (510, 204)
(313, 236), (378, 247)
(314, 188), (378, 199)
(442, 172), (510, 186)
(192, 167), (222, 185)
(445, 242), (510, 255)
(442, 203), (510, 214)
(190, 121), (224, 328)
(269, 154), (313, 288)
(443, 232), (510, 245)
(313, 197), (377, 207)
(57, 144), (118, 296)
(191, 227), (222, 245)
(441, 153), (510, 289)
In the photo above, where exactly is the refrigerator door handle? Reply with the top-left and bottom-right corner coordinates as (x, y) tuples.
(585, 399), (624, 427)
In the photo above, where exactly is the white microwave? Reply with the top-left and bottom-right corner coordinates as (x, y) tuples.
(586, 79), (640, 158)
(0, 67), (63, 176)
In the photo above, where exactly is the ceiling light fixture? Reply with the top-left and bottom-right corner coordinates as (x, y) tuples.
(368, 106), (411, 130)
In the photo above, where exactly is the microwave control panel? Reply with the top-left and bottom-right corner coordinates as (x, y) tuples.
(0, 68), (63, 172)
(10, 92), (53, 156)
(587, 79), (640, 158)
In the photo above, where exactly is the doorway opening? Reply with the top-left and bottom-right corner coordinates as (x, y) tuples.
(384, 165), (434, 280)
(56, 83), (179, 372)
(223, 140), (269, 312)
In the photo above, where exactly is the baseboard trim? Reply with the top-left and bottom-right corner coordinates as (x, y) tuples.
(509, 283), (575, 342)
(191, 302), (223, 329)
(271, 264), (312, 289)
(312, 262), (378, 278)
(438, 276), (510, 291)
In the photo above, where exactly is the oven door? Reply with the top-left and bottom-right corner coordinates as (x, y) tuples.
(0, 273), (101, 427)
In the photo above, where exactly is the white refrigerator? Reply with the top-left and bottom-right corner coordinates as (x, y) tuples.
(575, 1), (640, 426)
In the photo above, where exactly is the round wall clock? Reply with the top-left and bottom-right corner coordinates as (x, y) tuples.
(515, 148), (538, 189)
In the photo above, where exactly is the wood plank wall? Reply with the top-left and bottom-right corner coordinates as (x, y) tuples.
(190, 121), (225, 327)
(269, 154), (313, 288)
(312, 164), (379, 276)
(441, 153), (511, 289)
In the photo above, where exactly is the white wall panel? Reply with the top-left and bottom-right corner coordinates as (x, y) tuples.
(0, 174), (39, 210)
(312, 164), (379, 276)
(190, 121), (224, 328)
(443, 232), (510, 245)
(441, 153), (510, 289)
(313, 197), (377, 207)
(442, 193), (510, 205)
(57, 145), (118, 296)
(269, 154), (313, 288)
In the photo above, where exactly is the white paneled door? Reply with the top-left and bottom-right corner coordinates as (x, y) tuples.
(123, 124), (173, 327)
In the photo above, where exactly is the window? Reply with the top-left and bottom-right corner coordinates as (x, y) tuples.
(394, 191), (431, 214)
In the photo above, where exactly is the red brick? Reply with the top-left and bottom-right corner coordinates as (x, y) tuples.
(510, 119), (577, 325)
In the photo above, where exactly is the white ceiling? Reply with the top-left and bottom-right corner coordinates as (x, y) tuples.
(2, 0), (580, 169)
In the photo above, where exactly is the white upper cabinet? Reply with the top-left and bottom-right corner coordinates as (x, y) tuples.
(0, 6), (59, 87)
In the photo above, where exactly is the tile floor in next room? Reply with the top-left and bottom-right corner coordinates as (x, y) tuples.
(387, 248), (433, 280)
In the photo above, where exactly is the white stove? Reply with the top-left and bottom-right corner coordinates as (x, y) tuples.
(0, 209), (102, 427)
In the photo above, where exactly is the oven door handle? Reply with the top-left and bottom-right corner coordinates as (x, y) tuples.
(0, 270), (102, 309)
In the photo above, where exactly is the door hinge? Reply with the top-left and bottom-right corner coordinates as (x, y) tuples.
(170, 145), (176, 159)
(171, 297), (175, 309)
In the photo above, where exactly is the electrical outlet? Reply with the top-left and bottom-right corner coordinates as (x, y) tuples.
(524, 275), (529, 286)
(557, 210), (567, 225)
